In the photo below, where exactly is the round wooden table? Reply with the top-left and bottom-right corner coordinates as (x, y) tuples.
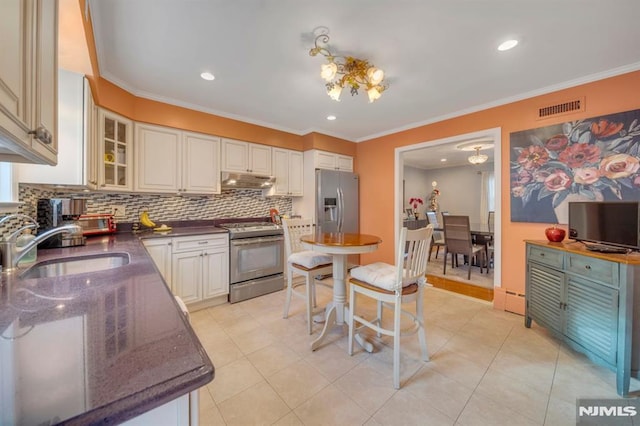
(301, 232), (381, 351)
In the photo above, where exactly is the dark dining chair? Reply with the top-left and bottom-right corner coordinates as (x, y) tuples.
(425, 211), (445, 260)
(442, 215), (486, 280)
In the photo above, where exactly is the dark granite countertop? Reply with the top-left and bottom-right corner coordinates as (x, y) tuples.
(0, 229), (221, 425)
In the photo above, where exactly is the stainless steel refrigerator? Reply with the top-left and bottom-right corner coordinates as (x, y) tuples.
(316, 169), (359, 233)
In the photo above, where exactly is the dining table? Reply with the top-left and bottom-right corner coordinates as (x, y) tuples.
(300, 232), (382, 351)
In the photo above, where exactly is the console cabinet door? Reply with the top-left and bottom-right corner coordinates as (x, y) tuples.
(565, 275), (619, 365)
(527, 262), (563, 333)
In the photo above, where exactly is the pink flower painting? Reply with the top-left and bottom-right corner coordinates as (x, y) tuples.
(510, 109), (640, 223)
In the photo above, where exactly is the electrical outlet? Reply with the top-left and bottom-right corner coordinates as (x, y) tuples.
(110, 205), (126, 218)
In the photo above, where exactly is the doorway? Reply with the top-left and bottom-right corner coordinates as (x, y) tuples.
(395, 128), (502, 289)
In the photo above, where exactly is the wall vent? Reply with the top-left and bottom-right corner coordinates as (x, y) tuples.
(536, 97), (585, 120)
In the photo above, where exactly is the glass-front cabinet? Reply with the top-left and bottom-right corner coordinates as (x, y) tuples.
(98, 109), (133, 191)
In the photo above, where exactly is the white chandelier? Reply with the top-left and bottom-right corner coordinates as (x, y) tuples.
(468, 146), (489, 165)
(309, 33), (386, 103)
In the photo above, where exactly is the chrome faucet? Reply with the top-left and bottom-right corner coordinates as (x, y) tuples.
(0, 214), (81, 274)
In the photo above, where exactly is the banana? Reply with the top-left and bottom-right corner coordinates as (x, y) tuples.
(139, 210), (157, 228)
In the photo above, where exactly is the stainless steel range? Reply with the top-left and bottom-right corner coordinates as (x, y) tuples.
(219, 222), (284, 303)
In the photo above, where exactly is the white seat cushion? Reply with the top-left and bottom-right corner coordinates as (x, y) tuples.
(288, 251), (332, 269)
(350, 262), (418, 291)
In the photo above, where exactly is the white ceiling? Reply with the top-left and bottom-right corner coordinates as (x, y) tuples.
(88, 0), (640, 145)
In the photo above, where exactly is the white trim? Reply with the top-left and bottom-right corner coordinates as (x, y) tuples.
(395, 127), (502, 287)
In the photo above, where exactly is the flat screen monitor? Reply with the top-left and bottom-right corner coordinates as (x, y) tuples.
(568, 201), (640, 250)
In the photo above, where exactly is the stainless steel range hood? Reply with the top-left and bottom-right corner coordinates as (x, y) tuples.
(221, 172), (275, 189)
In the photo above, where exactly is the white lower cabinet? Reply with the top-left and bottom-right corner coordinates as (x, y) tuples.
(144, 234), (229, 308)
(142, 238), (173, 287)
(122, 393), (191, 426)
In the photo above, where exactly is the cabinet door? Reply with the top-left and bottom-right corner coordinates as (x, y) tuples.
(565, 275), (619, 365)
(336, 154), (353, 171)
(249, 144), (271, 175)
(142, 238), (173, 286)
(98, 109), (133, 191)
(84, 78), (98, 188)
(527, 262), (563, 333)
(269, 148), (289, 196)
(135, 123), (181, 192)
(182, 132), (220, 194)
(29, 0), (58, 162)
(221, 139), (249, 172)
(202, 247), (229, 299)
(314, 151), (336, 170)
(0, 0), (31, 142)
(172, 251), (202, 304)
(288, 151), (303, 196)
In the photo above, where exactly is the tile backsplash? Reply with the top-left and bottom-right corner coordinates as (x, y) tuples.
(0, 185), (292, 237)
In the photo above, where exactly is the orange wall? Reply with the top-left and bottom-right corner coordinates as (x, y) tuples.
(357, 70), (640, 303)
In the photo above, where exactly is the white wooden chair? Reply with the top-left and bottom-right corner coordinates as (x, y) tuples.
(282, 218), (334, 334)
(348, 225), (433, 389)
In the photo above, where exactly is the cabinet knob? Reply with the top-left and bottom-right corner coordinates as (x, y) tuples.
(29, 126), (52, 144)
(585, 265), (591, 270)
(539, 253), (545, 257)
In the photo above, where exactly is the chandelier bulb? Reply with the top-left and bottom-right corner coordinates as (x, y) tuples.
(327, 84), (343, 101)
(320, 62), (337, 82)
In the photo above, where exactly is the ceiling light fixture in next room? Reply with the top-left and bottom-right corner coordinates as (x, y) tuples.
(200, 72), (215, 81)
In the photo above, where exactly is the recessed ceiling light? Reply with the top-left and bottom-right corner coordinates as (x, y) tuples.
(440, 158), (447, 162)
(200, 72), (215, 81)
(326, 115), (336, 121)
(497, 39), (518, 51)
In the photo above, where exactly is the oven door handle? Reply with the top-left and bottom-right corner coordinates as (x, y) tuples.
(231, 236), (284, 246)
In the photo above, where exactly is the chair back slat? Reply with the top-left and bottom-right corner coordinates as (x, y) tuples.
(396, 225), (433, 291)
(442, 215), (473, 254)
(426, 211), (444, 242)
(282, 218), (315, 257)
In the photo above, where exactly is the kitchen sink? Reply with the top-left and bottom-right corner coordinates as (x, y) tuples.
(20, 252), (130, 279)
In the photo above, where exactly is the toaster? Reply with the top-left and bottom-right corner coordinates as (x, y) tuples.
(78, 214), (117, 235)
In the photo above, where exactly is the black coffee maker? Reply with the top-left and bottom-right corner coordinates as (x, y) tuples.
(36, 198), (87, 248)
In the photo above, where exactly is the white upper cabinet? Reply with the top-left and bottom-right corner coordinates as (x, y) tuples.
(135, 123), (221, 194)
(221, 138), (271, 175)
(17, 70), (97, 188)
(181, 131), (221, 194)
(135, 123), (181, 192)
(97, 108), (134, 191)
(313, 150), (353, 171)
(265, 148), (303, 197)
(0, 0), (58, 165)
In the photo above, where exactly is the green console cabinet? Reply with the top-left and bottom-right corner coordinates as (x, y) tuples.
(525, 241), (640, 397)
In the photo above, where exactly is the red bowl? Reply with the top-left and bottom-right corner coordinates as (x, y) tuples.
(545, 227), (566, 242)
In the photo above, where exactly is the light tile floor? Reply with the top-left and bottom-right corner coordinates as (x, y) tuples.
(191, 283), (635, 425)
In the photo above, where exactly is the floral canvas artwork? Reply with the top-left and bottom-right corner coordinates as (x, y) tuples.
(510, 109), (640, 223)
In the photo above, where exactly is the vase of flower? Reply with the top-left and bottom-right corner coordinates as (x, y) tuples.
(553, 191), (604, 224)
(408, 197), (423, 220)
